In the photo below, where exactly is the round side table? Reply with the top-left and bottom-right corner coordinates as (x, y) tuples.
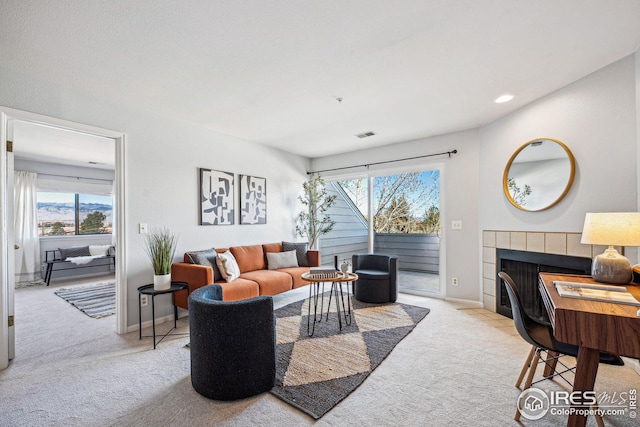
(138, 282), (189, 349)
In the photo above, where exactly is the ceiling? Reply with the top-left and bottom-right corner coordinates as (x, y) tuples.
(3, 1), (640, 163)
(12, 121), (114, 169)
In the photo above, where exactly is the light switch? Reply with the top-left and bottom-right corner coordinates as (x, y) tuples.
(451, 220), (463, 230)
(139, 223), (148, 234)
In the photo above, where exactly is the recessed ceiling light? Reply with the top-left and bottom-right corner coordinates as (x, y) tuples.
(495, 94), (514, 104)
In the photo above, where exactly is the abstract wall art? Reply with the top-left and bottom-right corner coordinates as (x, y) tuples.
(240, 174), (267, 224)
(200, 168), (234, 225)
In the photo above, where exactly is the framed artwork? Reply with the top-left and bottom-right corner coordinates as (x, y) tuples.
(199, 168), (234, 225)
(240, 174), (267, 224)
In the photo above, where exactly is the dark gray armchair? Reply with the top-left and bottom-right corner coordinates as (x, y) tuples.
(351, 254), (398, 303)
(189, 284), (276, 400)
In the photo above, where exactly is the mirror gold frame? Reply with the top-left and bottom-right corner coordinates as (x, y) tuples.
(503, 138), (576, 212)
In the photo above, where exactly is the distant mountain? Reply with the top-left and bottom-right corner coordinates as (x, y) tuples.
(37, 202), (112, 223)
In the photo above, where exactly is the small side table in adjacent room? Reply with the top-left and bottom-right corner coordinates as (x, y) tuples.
(138, 282), (190, 349)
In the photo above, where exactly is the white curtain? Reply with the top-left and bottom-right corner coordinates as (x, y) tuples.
(14, 171), (41, 283)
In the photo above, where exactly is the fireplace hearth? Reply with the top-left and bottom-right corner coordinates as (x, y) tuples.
(496, 249), (592, 321)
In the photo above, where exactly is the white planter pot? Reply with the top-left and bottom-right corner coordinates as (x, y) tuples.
(153, 273), (171, 290)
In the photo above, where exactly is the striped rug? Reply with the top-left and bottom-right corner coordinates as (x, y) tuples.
(54, 282), (115, 318)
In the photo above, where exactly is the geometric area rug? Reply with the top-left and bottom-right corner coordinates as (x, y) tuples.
(270, 292), (430, 419)
(54, 282), (115, 319)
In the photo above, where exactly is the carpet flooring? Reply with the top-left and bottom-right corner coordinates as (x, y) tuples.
(3, 283), (640, 426)
(271, 292), (430, 419)
(54, 281), (115, 318)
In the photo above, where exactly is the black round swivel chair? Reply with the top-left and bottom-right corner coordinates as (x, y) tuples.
(352, 254), (398, 303)
(189, 284), (276, 400)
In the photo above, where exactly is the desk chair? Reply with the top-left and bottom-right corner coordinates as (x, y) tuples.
(497, 272), (624, 424)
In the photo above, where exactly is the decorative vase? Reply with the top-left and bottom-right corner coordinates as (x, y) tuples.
(340, 263), (350, 274)
(154, 273), (171, 290)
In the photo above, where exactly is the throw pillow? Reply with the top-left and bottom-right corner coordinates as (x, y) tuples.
(282, 241), (309, 266)
(266, 250), (299, 270)
(58, 246), (91, 259)
(186, 248), (223, 282)
(89, 244), (111, 257)
(216, 250), (240, 283)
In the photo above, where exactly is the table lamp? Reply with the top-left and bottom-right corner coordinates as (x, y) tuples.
(580, 212), (640, 284)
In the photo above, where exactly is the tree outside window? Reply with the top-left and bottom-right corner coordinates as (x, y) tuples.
(80, 211), (107, 234)
(338, 170), (440, 235)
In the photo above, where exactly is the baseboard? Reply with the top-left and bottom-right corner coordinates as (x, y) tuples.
(126, 312), (186, 334)
(444, 297), (483, 308)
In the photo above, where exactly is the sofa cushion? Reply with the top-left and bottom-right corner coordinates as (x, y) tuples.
(266, 250), (298, 270)
(89, 245), (111, 257)
(216, 250), (241, 282)
(59, 246), (91, 259)
(186, 248), (223, 282)
(282, 241), (309, 267)
(216, 278), (260, 301)
(262, 242), (282, 253)
(277, 266), (312, 289)
(240, 270), (292, 296)
(230, 245), (265, 273)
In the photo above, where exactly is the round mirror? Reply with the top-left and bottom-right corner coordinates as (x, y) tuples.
(503, 138), (575, 212)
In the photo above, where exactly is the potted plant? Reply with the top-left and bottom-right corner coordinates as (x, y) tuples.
(143, 227), (178, 290)
(296, 174), (337, 249)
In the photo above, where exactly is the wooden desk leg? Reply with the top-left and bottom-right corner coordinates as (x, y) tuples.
(543, 351), (559, 378)
(568, 347), (599, 427)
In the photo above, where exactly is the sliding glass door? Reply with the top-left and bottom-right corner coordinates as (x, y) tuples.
(322, 168), (441, 296)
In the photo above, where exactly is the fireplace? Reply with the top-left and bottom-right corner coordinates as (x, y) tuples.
(496, 249), (592, 321)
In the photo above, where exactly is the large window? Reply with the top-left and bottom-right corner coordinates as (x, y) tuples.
(37, 191), (113, 236)
(339, 170), (440, 234)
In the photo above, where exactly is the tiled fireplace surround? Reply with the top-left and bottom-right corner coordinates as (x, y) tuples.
(482, 230), (608, 312)
(483, 230), (640, 376)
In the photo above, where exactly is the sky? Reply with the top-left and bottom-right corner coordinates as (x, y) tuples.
(37, 192), (112, 205)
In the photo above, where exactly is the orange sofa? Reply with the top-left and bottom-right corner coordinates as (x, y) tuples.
(172, 242), (320, 310)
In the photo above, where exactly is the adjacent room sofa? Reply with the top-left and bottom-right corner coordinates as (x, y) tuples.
(172, 241), (319, 309)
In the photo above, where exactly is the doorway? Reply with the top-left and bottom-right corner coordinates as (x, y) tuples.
(0, 107), (127, 370)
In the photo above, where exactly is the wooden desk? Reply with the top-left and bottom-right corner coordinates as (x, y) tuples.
(538, 273), (640, 427)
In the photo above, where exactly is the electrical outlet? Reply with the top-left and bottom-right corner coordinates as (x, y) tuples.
(139, 223), (148, 234)
(140, 295), (149, 307)
(452, 277), (459, 286)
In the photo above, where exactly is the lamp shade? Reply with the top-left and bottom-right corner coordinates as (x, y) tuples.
(580, 212), (640, 246)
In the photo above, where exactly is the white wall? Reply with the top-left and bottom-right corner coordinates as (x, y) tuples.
(1, 67), (311, 327)
(311, 129), (481, 302)
(479, 55), (637, 233)
(1, 51), (637, 325)
(313, 53), (638, 304)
